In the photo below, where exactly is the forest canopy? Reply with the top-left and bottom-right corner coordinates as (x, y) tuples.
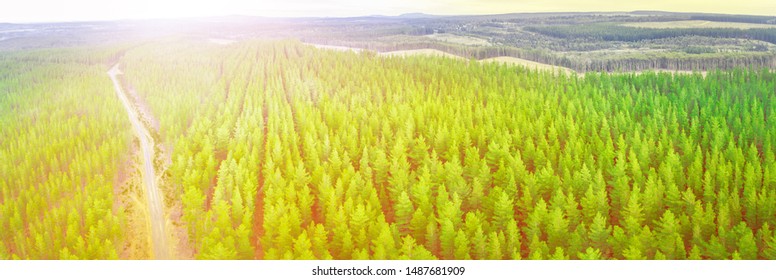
(2, 39), (776, 260)
(120, 40), (776, 260)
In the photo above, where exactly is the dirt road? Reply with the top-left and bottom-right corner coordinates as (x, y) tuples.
(109, 64), (169, 259)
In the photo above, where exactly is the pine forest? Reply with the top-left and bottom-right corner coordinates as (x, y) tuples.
(2, 39), (776, 260)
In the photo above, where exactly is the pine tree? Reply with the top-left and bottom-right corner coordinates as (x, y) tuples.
(487, 232), (503, 260)
(293, 232), (316, 260)
(454, 230), (471, 260)
(425, 220), (440, 256)
(395, 191), (415, 235)
(577, 247), (603, 260)
(504, 220), (522, 259)
(688, 245), (702, 260)
(623, 244), (646, 260)
(736, 226), (758, 260)
(656, 210), (684, 259)
(547, 208), (570, 249)
(311, 224), (333, 260)
(471, 225), (487, 260)
(528, 234), (549, 260)
(439, 219), (456, 259)
(764, 231), (776, 259)
(589, 212), (612, 253)
(551, 247), (569, 260)
(492, 190), (514, 229)
(409, 208), (428, 245)
(372, 224), (398, 259)
(622, 187), (645, 235)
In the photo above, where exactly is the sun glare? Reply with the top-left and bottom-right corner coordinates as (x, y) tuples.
(133, 0), (412, 19)
(1, 0), (775, 22)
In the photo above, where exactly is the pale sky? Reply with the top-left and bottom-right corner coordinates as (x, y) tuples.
(2, 0), (775, 23)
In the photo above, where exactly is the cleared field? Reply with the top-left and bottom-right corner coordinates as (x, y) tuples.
(311, 45), (575, 74)
(378, 48), (466, 59)
(309, 43), (366, 52)
(307, 44), (720, 76)
(631, 69), (708, 77)
(424, 33), (492, 46)
(481, 56), (575, 74)
(622, 20), (776, 29)
(208, 38), (236, 45)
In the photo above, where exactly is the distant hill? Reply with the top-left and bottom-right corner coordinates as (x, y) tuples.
(397, 13), (439, 19)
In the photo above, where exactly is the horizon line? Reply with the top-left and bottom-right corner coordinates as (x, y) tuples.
(3, 10), (776, 25)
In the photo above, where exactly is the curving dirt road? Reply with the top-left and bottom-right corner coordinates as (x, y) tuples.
(109, 64), (169, 259)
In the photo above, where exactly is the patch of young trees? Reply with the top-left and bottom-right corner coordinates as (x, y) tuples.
(525, 24), (776, 45)
(689, 15), (776, 25)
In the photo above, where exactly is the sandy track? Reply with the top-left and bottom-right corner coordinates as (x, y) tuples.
(109, 64), (169, 259)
